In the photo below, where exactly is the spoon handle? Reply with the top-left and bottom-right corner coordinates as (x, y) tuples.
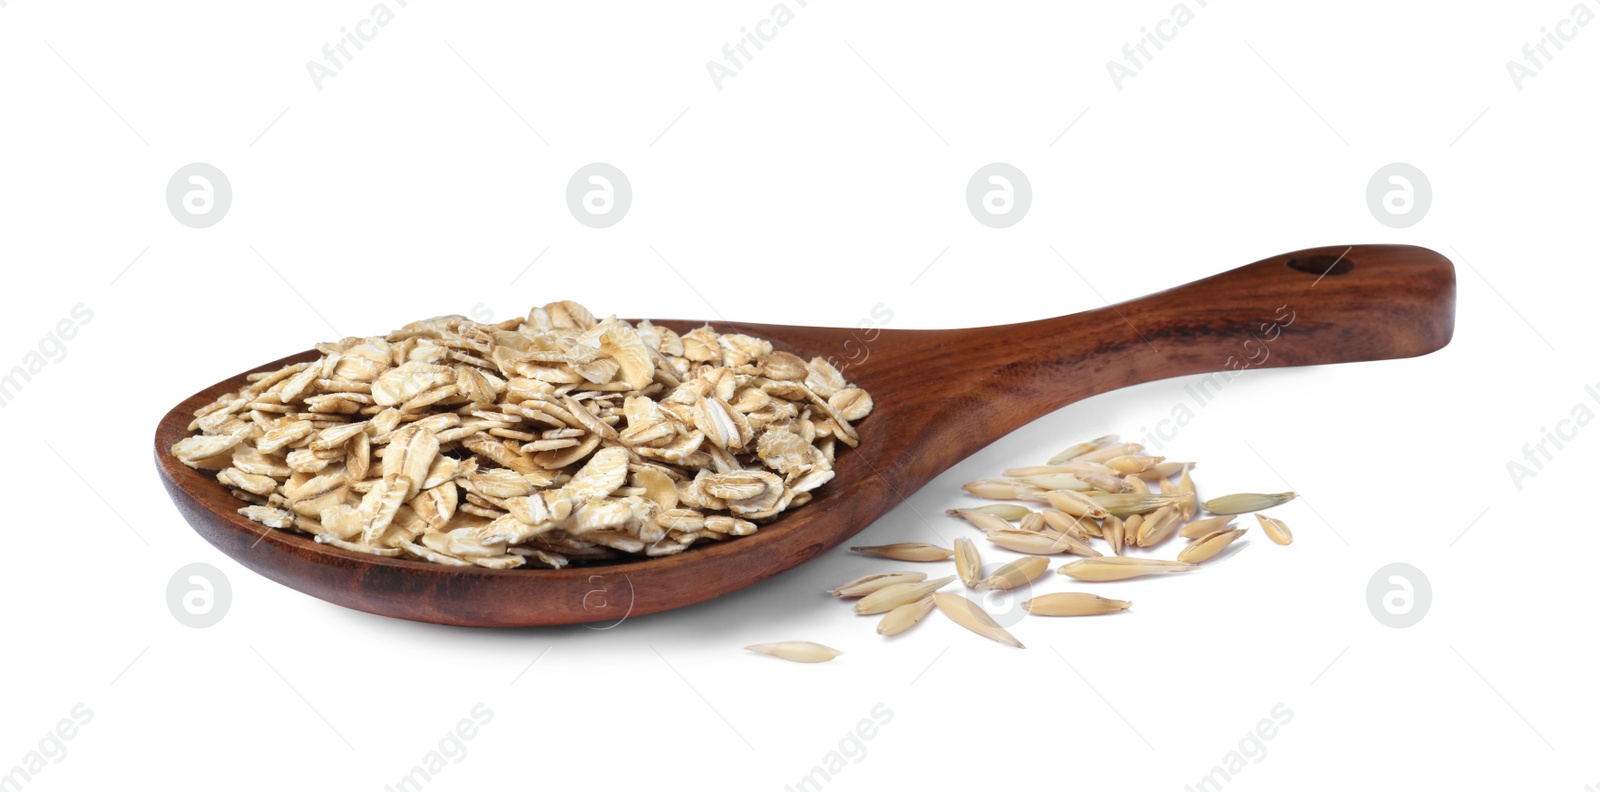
(871, 244), (1454, 480)
(1078, 242), (1454, 374)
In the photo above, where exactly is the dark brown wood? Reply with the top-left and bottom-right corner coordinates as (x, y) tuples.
(154, 244), (1455, 627)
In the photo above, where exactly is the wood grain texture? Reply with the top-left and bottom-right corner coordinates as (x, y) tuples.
(154, 244), (1455, 627)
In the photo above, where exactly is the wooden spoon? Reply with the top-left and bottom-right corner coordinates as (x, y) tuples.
(154, 244), (1454, 627)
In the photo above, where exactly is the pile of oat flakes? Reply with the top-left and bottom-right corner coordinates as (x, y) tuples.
(170, 301), (872, 569)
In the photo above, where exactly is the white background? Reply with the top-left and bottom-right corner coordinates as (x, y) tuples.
(1, 1), (1594, 790)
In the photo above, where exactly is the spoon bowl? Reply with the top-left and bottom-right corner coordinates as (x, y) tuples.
(154, 244), (1455, 626)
